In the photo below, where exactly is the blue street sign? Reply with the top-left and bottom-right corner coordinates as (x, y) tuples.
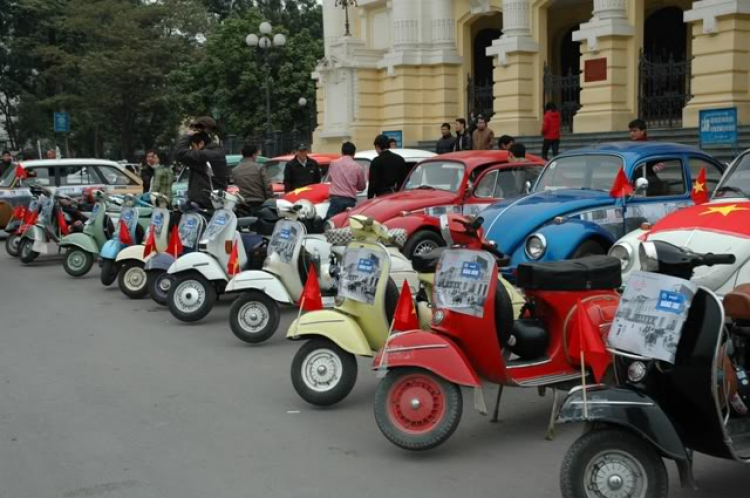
(54, 112), (70, 133)
(699, 108), (737, 146)
(382, 130), (403, 148)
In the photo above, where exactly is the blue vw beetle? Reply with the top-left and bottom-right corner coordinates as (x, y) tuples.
(480, 142), (726, 278)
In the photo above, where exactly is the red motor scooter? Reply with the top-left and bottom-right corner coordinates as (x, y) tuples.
(372, 214), (622, 451)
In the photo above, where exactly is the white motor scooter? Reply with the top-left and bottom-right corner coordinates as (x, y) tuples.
(166, 190), (264, 323)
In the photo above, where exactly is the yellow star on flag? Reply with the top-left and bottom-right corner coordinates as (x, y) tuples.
(293, 186), (313, 195)
(700, 204), (750, 217)
(693, 181), (706, 194)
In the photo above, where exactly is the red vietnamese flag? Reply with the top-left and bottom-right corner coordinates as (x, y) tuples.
(25, 209), (38, 227)
(143, 226), (157, 258)
(691, 168), (709, 205)
(119, 220), (133, 245)
(57, 209), (69, 236)
(12, 205), (26, 220)
(167, 225), (183, 257)
(646, 203), (750, 239)
(569, 299), (610, 383)
(300, 264), (323, 311)
(283, 183), (330, 204)
(227, 240), (240, 277)
(393, 280), (419, 331)
(609, 167), (634, 198)
(14, 164), (28, 180)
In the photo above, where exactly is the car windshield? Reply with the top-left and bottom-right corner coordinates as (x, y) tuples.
(715, 152), (750, 199)
(535, 154), (624, 192)
(0, 166), (15, 187)
(404, 161), (465, 193)
(264, 161), (286, 184)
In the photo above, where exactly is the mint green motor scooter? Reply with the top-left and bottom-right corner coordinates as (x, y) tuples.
(58, 191), (116, 277)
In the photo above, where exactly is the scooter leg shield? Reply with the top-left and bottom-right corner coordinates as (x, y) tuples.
(373, 331), (482, 388)
(100, 239), (123, 260)
(287, 310), (372, 356)
(59, 233), (99, 254)
(116, 245), (146, 264)
(557, 386), (689, 462)
(225, 270), (294, 304)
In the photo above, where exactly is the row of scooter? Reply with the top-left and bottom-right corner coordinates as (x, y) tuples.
(7, 186), (750, 498)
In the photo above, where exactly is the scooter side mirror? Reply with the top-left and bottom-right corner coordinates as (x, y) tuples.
(524, 181), (532, 194)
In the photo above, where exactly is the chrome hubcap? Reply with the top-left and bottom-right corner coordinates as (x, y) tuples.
(301, 349), (343, 392)
(174, 280), (205, 312)
(237, 301), (269, 333)
(125, 267), (146, 289)
(69, 251), (86, 269)
(585, 450), (647, 498)
(158, 276), (172, 293)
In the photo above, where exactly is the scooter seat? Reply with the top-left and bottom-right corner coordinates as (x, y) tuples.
(325, 227), (408, 248)
(412, 247), (446, 274)
(237, 217), (259, 229)
(517, 256), (622, 291)
(725, 284), (750, 321)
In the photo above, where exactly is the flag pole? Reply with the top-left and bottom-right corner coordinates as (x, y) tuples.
(293, 295), (305, 338)
(377, 316), (397, 372)
(580, 348), (588, 419)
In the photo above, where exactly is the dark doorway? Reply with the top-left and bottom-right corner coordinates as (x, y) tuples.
(644, 7), (687, 61)
(560, 26), (581, 76)
(470, 28), (502, 118)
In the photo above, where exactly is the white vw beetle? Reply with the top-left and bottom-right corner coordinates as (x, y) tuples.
(610, 149), (750, 296)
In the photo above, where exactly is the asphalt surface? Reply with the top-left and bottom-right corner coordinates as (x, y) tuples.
(1, 233), (749, 498)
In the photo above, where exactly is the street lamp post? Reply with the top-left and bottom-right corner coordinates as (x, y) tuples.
(246, 22), (286, 155)
(334, 0), (358, 37)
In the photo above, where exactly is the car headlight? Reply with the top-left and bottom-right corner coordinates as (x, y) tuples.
(525, 234), (547, 260)
(627, 361), (648, 383)
(639, 241), (659, 272)
(609, 243), (634, 272)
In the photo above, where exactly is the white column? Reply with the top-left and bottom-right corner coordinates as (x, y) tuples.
(684, 0), (750, 35)
(430, 0), (456, 48)
(486, 0), (538, 65)
(572, 0), (633, 51)
(323, 0), (345, 56)
(392, 0), (421, 49)
(593, 0), (628, 20)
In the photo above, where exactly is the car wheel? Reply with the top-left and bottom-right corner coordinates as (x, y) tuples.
(571, 240), (605, 259)
(403, 231), (445, 260)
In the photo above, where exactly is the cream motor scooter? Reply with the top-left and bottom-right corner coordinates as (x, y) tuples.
(166, 190), (262, 323)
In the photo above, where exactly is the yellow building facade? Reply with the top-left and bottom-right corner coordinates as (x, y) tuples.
(312, 0), (750, 153)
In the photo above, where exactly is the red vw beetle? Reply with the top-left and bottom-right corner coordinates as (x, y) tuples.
(328, 150), (545, 259)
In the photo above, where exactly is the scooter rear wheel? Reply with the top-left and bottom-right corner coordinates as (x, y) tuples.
(229, 291), (281, 344)
(374, 367), (462, 451)
(147, 271), (172, 306)
(5, 233), (21, 258)
(167, 272), (216, 323)
(560, 428), (667, 498)
(63, 248), (94, 277)
(19, 238), (39, 264)
(291, 338), (358, 406)
(100, 259), (118, 286)
(118, 261), (148, 299)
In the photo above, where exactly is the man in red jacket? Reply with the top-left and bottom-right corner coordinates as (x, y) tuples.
(541, 102), (561, 160)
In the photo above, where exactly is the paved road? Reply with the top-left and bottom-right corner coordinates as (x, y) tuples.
(1, 236), (749, 498)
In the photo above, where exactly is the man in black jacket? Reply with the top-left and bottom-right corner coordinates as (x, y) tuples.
(283, 144), (321, 193)
(453, 118), (472, 151)
(173, 120), (229, 209)
(368, 134), (409, 198)
(436, 123), (456, 154)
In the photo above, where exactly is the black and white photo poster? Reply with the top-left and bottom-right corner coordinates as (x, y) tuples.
(338, 247), (384, 305)
(435, 249), (493, 318)
(268, 220), (303, 265)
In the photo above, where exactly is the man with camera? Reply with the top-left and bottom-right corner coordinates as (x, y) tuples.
(173, 117), (229, 209)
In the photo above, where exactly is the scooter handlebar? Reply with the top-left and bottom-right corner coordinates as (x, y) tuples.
(702, 253), (736, 267)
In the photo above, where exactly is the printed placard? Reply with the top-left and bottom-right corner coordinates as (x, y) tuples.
(179, 214), (202, 249)
(204, 210), (229, 240)
(435, 249), (494, 318)
(338, 247), (385, 305)
(268, 220), (303, 265)
(608, 271), (697, 363)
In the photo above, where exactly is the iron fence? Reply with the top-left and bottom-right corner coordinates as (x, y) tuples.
(543, 64), (581, 134)
(467, 75), (495, 119)
(638, 52), (692, 129)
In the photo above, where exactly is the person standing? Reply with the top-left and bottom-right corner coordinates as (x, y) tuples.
(629, 119), (648, 141)
(472, 116), (495, 150)
(454, 118), (471, 151)
(326, 142), (366, 219)
(436, 123), (456, 154)
(141, 151), (157, 193)
(388, 137), (398, 150)
(283, 144), (321, 193)
(147, 150), (174, 204)
(368, 134), (408, 198)
(233, 144), (272, 211)
(541, 103), (562, 160)
(498, 135), (515, 151)
(173, 117), (229, 210)
(1, 150), (14, 177)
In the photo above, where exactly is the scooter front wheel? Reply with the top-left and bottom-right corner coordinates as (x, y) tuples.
(291, 338), (358, 406)
(374, 367), (462, 451)
(19, 238), (39, 264)
(560, 428), (667, 498)
(63, 248), (94, 277)
(5, 233), (21, 258)
(168, 272), (216, 323)
(147, 271), (172, 306)
(118, 261), (148, 299)
(229, 291), (281, 344)
(100, 259), (118, 286)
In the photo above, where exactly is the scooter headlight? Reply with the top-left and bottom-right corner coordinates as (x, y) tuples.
(432, 309), (445, 326)
(334, 294), (345, 307)
(627, 361), (648, 383)
(639, 241), (659, 272)
(525, 234), (546, 260)
(609, 243), (633, 271)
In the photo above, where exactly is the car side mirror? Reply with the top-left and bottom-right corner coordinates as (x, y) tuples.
(524, 181), (532, 194)
(634, 177), (649, 194)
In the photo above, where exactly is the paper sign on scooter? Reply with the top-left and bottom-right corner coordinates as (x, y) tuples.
(607, 271), (697, 363)
(268, 220), (302, 265)
(338, 247), (385, 305)
(435, 249), (493, 318)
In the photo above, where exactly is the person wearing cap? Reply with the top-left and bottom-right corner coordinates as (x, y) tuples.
(283, 144), (321, 193)
(368, 134), (409, 199)
(173, 116), (229, 209)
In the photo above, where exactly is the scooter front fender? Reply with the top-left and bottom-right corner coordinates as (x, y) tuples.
(100, 238), (123, 260)
(287, 310), (372, 356)
(22, 225), (45, 242)
(373, 331), (482, 388)
(59, 233), (99, 254)
(225, 271), (294, 304)
(116, 244), (146, 264)
(557, 386), (688, 461)
(144, 253), (176, 272)
(167, 252), (226, 282)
